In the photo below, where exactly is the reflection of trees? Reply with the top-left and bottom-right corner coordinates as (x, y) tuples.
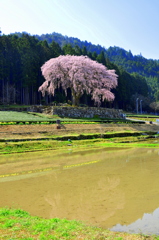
(44, 172), (125, 225)
(1, 147), (159, 230)
(43, 148), (159, 228)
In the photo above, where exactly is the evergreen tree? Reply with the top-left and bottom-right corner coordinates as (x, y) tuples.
(50, 41), (63, 57)
(62, 44), (76, 55)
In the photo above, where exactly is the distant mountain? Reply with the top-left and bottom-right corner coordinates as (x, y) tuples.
(34, 32), (159, 78)
(105, 46), (159, 78)
(34, 32), (105, 55)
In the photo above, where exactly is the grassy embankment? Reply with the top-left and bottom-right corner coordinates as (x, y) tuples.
(0, 111), (159, 154)
(126, 113), (159, 123)
(1, 133), (159, 155)
(1, 208), (159, 240)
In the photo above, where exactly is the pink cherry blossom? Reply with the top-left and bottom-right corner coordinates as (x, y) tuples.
(39, 55), (118, 106)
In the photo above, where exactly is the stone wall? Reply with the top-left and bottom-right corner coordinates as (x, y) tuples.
(29, 105), (124, 119)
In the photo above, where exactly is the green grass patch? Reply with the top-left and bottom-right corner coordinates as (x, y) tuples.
(0, 111), (51, 122)
(0, 131), (158, 155)
(0, 208), (158, 240)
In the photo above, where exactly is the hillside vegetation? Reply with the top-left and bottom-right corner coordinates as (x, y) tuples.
(35, 32), (159, 102)
(0, 32), (158, 111)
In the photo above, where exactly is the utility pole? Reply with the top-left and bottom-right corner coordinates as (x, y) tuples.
(136, 98), (139, 114)
(140, 100), (143, 114)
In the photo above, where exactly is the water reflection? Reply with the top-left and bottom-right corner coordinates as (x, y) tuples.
(0, 147), (159, 234)
(111, 207), (159, 235)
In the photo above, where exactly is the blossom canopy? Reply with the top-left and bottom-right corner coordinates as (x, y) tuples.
(39, 55), (118, 106)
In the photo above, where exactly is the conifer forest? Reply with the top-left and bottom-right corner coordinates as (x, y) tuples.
(1, 32), (159, 112)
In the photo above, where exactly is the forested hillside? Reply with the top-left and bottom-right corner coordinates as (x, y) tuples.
(34, 33), (159, 75)
(0, 32), (155, 111)
(34, 32), (159, 102)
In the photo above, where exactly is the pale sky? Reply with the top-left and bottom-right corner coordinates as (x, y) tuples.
(1, 0), (159, 59)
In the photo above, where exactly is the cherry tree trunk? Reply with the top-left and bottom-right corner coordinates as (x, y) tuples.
(71, 89), (81, 106)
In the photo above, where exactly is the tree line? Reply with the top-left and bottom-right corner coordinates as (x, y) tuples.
(0, 33), (149, 111)
(35, 32), (159, 77)
(35, 32), (159, 102)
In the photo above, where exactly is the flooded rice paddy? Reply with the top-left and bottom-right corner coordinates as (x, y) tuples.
(0, 146), (159, 235)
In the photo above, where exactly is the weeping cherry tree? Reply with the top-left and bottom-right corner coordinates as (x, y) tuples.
(39, 55), (118, 106)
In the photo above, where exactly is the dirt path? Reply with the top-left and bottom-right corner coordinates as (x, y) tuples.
(0, 123), (159, 139)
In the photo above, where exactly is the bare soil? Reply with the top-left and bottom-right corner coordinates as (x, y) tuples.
(0, 123), (159, 139)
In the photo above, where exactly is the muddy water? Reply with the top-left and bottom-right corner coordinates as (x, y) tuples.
(0, 147), (159, 235)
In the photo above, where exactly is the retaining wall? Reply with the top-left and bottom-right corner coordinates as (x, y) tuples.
(29, 106), (124, 119)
